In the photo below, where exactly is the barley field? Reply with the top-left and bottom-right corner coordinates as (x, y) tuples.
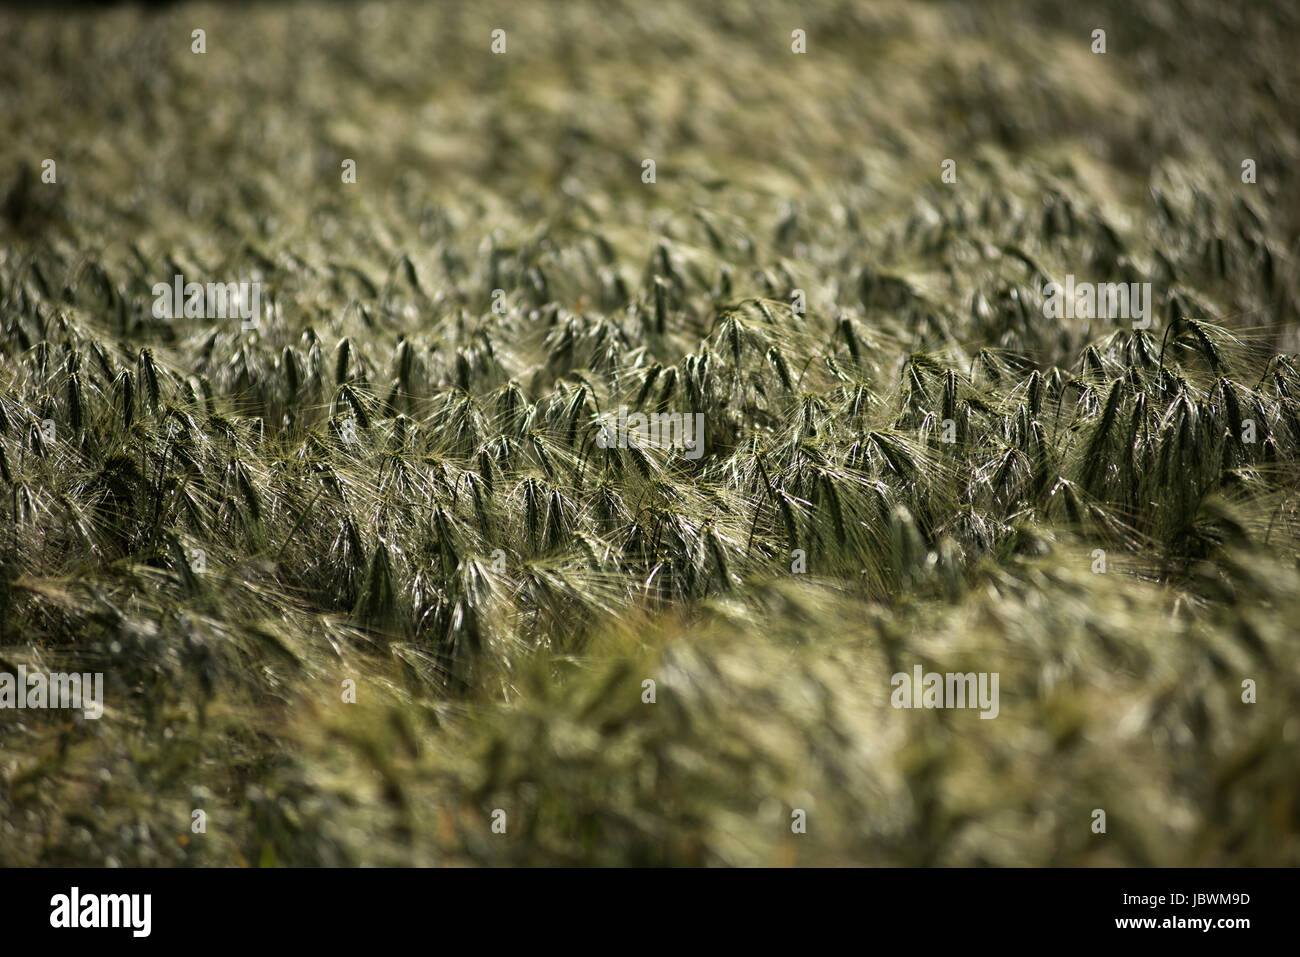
(1, 0), (1299, 866)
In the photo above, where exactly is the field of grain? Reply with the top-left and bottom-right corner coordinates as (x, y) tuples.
(1, 0), (1298, 866)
